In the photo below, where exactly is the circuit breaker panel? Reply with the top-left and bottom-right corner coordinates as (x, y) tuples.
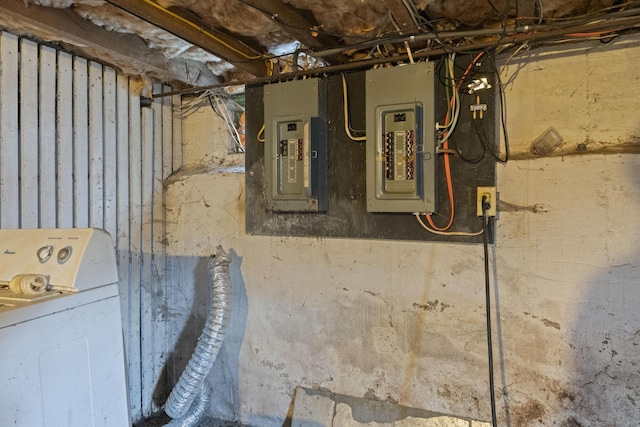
(365, 63), (436, 213)
(264, 78), (328, 212)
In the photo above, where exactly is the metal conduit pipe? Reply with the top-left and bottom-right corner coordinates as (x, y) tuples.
(164, 246), (233, 421)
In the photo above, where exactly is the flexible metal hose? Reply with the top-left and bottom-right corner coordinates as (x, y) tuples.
(165, 387), (211, 427)
(164, 246), (232, 420)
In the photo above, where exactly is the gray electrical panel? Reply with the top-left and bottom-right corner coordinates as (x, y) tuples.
(365, 63), (436, 213)
(264, 78), (328, 212)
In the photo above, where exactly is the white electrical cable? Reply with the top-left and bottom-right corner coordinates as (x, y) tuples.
(400, 0), (420, 25)
(440, 54), (461, 144)
(404, 42), (415, 64)
(213, 95), (245, 152)
(415, 214), (483, 236)
(341, 74), (367, 142)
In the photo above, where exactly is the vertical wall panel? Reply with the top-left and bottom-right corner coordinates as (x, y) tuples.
(0, 33), (178, 423)
(151, 84), (169, 407)
(39, 45), (57, 228)
(172, 94), (183, 172)
(0, 32), (19, 228)
(20, 39), (39, 228)
(128, 91), (144, 422)
(57, 51), (74, 228)
(162, 86), (173, 178)
(89, 61), (104, 229)
(103, 67), (117, 239)
(140, 104), (155, 416)
(73, 57), (89, 228)
(115, 73), (137, 419)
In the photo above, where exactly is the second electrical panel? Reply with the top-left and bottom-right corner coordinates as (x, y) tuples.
(365, 63), (436, 213)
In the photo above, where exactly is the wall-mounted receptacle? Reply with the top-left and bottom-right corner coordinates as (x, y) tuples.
(476, 186), (496, 217)
(365, 63), (436, 213)
(264, 78), (327, 212)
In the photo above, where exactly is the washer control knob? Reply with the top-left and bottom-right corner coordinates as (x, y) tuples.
(37, 245), (54, 263)
(57, 246), (72, 263)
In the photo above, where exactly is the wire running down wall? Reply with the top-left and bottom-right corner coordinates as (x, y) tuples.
(0, 31), (181, 422)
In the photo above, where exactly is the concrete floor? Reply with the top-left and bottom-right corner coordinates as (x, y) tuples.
(138, 413), (245, 426)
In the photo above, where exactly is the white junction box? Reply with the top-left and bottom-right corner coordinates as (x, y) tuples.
(365, 63), (436, 213)
(0, 228), (130, 427)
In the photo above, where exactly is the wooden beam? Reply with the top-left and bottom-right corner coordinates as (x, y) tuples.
(0, 0), (218, 87)
(383, 0), (418, 33)
(238, 0), (347, 64)
(168, 6), (267, 57)
(105, 0), (268, 76)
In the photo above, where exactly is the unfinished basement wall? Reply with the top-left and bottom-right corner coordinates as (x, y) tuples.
(164, 35), (640, 426)
(0, 31), (180, 422)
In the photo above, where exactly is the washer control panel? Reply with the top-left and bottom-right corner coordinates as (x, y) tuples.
(0, 228), (118, 294)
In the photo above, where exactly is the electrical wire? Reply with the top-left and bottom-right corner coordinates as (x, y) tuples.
(426, 52), (485, 231)
(483, 52), (510, 163)
(400, 0), (420, 26)
(481, 196), (498, 427)
(211, 95), (245, 152)
(341, 74), (367, 142)
(415, 214), (483, 236)
(537, 0), (544, 24)
(439, 56), (461, 145)
(454, 138), (486, 163)
(387, 10), (417, 64)
(257, 123), (265, 143)
(157, 13), (640, 98)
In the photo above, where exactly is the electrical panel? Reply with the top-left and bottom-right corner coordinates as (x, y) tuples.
(365, 63), (436, 213)
(264, 78), (327, 212)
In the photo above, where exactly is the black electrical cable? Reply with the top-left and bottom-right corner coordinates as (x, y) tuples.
(473, 119), (507, 164)
(480, 50), (511, 163)
(482, 196), (498, 427)
(454, 139), (486, 164)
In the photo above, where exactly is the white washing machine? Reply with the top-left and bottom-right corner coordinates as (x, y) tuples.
(0, 228), (131, 426)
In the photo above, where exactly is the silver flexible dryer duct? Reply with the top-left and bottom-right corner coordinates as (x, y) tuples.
(165, 387), (211, 427)
(164, 246), (232, 422)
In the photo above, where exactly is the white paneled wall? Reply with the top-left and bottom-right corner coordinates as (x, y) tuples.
(0, 32), (181, 422)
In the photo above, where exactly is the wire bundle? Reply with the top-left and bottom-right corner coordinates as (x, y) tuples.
(177, 90), (246, 153)
(416, 52), (487, 237)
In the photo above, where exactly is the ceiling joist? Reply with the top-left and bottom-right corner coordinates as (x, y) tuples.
(104, 0), (269, 77)
(0, 0), (218, 87)
(238, 0), (348, 65)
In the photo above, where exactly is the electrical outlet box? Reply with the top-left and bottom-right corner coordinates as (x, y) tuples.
(264, 78), (327, 212)
(365, 63), (436, 213)
(477, 186), (496, 216)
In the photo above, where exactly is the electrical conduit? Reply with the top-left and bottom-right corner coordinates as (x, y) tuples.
(164, 246), (233, 424)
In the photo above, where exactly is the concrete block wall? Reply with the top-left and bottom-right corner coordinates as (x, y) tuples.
(163, 35), (640, 426)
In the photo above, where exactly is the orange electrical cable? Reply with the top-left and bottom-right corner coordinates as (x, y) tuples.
(426, 52), (485, 231)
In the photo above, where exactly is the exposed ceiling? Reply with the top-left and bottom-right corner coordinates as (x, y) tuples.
(1, 0), (640, 94)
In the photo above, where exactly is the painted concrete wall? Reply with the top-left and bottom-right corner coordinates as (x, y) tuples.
(164, 35), (640, 426)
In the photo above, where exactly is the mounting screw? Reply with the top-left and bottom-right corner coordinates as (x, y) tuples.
(576, 143), (587, 151)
